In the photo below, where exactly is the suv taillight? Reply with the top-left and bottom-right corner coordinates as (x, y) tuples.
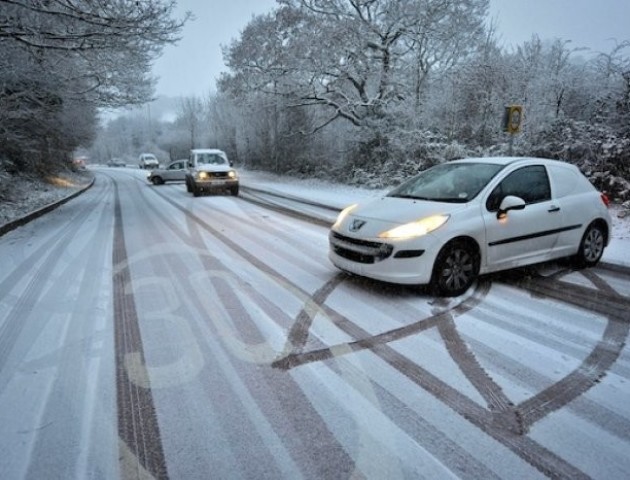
(601, 193), (610, 207)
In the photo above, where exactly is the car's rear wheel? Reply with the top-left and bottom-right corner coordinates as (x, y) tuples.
(431, 240), (479, 297)
(574, 222), (606, 267)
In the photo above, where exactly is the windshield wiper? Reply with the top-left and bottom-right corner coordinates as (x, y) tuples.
(389, 194), (437, 201)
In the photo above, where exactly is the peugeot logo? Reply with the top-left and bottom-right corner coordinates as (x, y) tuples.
(349, 219), (366, 232)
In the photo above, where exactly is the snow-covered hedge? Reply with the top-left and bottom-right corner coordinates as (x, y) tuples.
(529, 119), (630, 201)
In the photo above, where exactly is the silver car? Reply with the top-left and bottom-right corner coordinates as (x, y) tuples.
(147, 159), (187, 185)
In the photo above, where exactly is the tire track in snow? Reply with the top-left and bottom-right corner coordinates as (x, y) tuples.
(509, 269), (630, 431)
(111, 180), (169, 480)
(0, 176), (109, 394)
(142, 177), (626, 478)
(131, 177), (358, 478)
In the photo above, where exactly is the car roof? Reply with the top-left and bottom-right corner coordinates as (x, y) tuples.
(191, 149), (226, 154)
(450, 156), (574, 168)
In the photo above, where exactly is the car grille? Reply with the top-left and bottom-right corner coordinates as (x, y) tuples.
(210, 172), (230, 178)
(197, 171), (233, 180)
(329, 231), (393, 264)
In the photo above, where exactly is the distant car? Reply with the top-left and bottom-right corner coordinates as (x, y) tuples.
(147, 159), (187, 185)
(185, 149), (239, 196)
(107, 158), (126, 167)
(72, 157), (87, 169)
(138, 153), (159, 169)
(329, 157), (612, 297)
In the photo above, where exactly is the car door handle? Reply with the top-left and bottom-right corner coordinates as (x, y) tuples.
(548, 206), (560, 213)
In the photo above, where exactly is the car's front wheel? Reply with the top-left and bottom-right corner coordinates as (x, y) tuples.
(431, 240), (479, 297)
(230, 185), (239, 196)
(574, 222), (606, 267)
(151, 176), (163, 185)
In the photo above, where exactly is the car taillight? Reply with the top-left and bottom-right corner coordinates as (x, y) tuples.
(600, 193), (610, 207)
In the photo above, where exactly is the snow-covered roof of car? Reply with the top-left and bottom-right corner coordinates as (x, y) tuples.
(451, 157), (574, 167)
(191, 149), (226, 154)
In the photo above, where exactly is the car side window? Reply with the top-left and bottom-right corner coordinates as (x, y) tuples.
(486, 165), (551, 211)
(169, 162), (182, 170)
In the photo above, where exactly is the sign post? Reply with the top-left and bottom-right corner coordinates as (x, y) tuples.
(503, 105), (523, 155)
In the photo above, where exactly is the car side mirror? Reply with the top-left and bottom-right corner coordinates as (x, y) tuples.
(188, 162), (193, 168)
(497, 195), (526, 219)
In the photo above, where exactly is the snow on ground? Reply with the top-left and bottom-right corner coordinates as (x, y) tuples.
(0, 169), (93, 227)
(604, 205), (630, 265)
(1, 166), (629, 267)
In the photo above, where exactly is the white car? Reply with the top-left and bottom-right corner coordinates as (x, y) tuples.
(329, 157), (612, 296)
(138, 153), (159, 170)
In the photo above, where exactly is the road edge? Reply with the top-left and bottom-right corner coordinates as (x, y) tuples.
(0, 176), (96, 238)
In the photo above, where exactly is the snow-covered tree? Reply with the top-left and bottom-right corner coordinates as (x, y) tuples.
(176, 96), (205, 150)
(0, 0), (188, 173)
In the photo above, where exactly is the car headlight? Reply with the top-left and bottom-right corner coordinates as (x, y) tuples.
(228, 170), (237, 179)
(197, 171), (209, 180)
(378, 214), (449, 239)
(333, 203), (358, 229)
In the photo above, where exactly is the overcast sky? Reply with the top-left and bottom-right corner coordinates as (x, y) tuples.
(151, 0), (630, 99)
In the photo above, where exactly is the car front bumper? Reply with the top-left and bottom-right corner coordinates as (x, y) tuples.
(328, 230), (442, 285)
(194, 178), (238, 189)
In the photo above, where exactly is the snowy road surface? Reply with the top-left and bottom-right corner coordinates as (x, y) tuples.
(0, 167), (629, 479)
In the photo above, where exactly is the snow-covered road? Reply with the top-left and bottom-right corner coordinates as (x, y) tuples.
(0, 167), (628, 479)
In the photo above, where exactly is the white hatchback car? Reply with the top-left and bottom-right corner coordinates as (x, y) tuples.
(329, 157), (612, 296)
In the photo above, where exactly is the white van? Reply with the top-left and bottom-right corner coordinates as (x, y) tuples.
(138, 153), (159, 169)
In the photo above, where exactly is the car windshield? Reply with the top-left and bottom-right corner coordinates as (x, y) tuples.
(388, 162), (505, 203)
(197, 153), (227, 165)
